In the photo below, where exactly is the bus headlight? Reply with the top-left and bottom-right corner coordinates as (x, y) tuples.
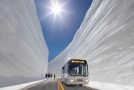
(70, 80), (74, 82)
(85, 80), (88, 82)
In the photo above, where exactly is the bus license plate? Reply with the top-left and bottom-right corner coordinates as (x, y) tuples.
(77, 79), (83, 81)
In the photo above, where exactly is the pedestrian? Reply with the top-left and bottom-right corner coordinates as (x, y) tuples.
(47, 73), (49, 79)
(49, 73), (51, 79)
(50, 73), (52, 80)
(45, 73), (48, 79)
(54, 74), (56, 80)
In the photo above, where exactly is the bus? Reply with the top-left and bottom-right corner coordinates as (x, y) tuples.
(61, 59), (89, 86)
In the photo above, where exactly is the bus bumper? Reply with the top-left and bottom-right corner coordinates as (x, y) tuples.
(66, 79), (89, 85)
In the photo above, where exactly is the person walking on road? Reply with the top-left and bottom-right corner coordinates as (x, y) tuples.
(45, 73), (48, 79)
(50, 73), (52, 80)
(48, 73), (50, 79)
(54, 74), (56, 80)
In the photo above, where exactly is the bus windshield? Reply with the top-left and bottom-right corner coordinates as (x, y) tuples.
(68, 64), (88, 76)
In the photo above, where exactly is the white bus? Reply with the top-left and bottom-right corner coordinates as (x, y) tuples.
(61, 59), (89, 86)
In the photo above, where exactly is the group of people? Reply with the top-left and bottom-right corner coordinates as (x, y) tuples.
(45, 73), (56, 80)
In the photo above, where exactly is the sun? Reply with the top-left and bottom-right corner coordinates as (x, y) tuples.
(50, 2), (62, 16)
(47, 1), (65, 18)
(45, 0), (69, 23)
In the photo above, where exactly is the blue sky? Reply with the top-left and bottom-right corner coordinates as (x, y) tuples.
(34, 0), (92, 61)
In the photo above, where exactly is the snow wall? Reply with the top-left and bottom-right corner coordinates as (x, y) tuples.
(0, 0), (48, 87)
(49, 0), (134, 86)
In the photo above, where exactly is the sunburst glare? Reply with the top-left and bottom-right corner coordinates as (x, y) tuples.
(47, 0), (67, 21)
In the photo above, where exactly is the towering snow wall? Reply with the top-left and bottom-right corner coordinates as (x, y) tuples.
(0, 0), (48, 87)
(49, 0), (134, 86)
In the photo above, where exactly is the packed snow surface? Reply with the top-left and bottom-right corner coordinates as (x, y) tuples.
(88, 81), (134, 90)
(0, 80), (46, 90)
(49, 0), (134, 88)
(0, 0), (48, 87)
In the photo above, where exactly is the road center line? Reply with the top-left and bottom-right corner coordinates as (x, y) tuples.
(58, 80), (64, 90)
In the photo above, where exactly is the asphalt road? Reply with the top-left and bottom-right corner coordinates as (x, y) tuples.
(22, 80), (97, 90)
